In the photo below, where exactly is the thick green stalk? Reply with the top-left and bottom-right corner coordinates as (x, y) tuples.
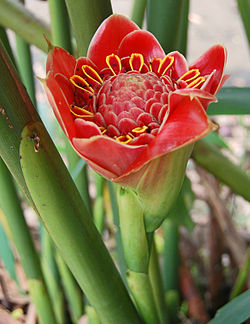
(237, 0), (250, 45)
(48, 0), (72, 53)
(19, 122), (142, 324)
(15, 36), (36, 106)
(163, 219), (180, 292)
(173, 0), (189, 56)
(147, 0), (183, 53)
(0, 0), (51, 52)
(192, 139), (250, 201)
(65, 0), (112, 56)
(55, 251), (84, 323)
(67, 142), (92, 217)
(0, 158), (57, 324)
(149, 238), (167, 323)
(86, 305), (102, 324)
(107, 181), (127, 283)
(93, 174), (105, 233)
(131, 0), (147, 27)
(207, 87), (250, 115)
(118, 187), (160, 324)
(41, 227), (66, 324)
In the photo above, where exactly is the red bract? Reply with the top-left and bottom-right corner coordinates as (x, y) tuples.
(44, 14), (228, 230)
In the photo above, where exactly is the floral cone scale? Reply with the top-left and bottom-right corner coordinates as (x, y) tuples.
(45, 14), (228, 231)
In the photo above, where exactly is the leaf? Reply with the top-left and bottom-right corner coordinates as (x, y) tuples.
(208, 290), (250, 324)
(204, 132), (230, 150)
(207, 87), (250, 115)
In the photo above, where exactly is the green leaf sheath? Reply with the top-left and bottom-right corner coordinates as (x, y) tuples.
(20, 122), (142, 324)
(192, 140), (250, 201)
(237, 0), (250, 46)
(0, 158), (57, 324)
(0, 0), (51, 52)
(207, 87), (250, 115)
(65, 0), (112, 56)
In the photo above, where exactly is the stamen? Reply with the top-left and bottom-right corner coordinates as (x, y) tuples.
(116, 134), (132, 144)
(70, 75), (94, 94)
(158, 56), (174, 75)
(70, 104), (94, 119)
(149, 58), (161, 73)
(132, 125), (148, 134)
(129, 53), (144, 72)
(106, 54), (122, 75)
(99, 126), (107, 134)
(178, 69), (200, 83)
(82, 65), (103, 85)
(187, 76), (205, 89)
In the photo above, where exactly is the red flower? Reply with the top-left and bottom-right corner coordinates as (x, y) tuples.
(44, 14), (228, 230)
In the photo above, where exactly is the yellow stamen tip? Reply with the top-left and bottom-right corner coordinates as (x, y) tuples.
(116, 135), (132, 144)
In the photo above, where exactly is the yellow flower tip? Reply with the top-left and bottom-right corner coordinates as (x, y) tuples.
(116, 134), (133, 144)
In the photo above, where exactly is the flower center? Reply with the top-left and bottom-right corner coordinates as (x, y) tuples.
(69, 53), (205, 145)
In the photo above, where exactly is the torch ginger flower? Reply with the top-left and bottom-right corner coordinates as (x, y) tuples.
(44, 14), (228, 231)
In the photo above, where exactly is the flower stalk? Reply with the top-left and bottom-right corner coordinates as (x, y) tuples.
(117, 187), (160, 323)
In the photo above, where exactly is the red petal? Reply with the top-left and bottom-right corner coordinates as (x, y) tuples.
(72, 136), (146, 179)
(165, 88), (217, 115)
(74, 119), (101, 138)
(44, 72), (75, 139)
(118, 92), (215, 179)
(189, 45), (227, 94)
(167, 51), (188, 79)
(87, 14), (139, 70)
(46, 46), (76, 78)
(118, 30), (165, 64)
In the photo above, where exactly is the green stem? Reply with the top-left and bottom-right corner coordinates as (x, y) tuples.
(192, 139), (250, 201)
(48, 0), (72, 53)
(146, 0), (183, 53)
(118, 187), (159, 324)
(0, 158), (57, 324)
(131, 0), (147, 27)
(230, 247), (250, 300)
(67, 141), (92, 217)
(173, 0), (189, 56)
(55, 251), (84, 323)
(237, 0), (250, 46)
(0, 0), (51, 52)
(163, 219), (180, 292)
(149, 238), (167, 323)
(65, 0), (112, 56)
(107, 181), (127, 283)
(0, 26), (17, 68)
(15, 36), (36, 106)
(93, 174), (105, 234)
(41, 226), (66, 324)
